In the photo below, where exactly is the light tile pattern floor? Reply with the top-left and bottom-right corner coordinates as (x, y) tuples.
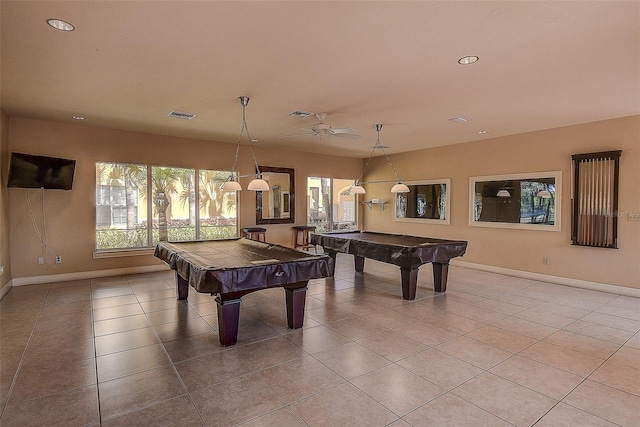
(1, 254), (639, 426)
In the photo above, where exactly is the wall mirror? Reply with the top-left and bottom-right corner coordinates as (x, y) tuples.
(394, 179), (451, 224)
(469, 171), (561, 231)
(256, 166), (295, 224)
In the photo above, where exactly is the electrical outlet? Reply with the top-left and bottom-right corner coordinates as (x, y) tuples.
(55, 256), (62, 264)
(543, 257), (551, 265)
(627, 211), (640, 222)
(38, 257), (44, 265)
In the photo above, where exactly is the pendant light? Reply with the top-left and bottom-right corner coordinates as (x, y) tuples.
(349, 124), (409, 194)
(221, 97), (270, 192)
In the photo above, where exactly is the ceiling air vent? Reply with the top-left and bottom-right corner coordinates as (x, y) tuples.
(449, 116), (469, 123)
(288, 110), (314, 118)
(167, 111), (196, 120)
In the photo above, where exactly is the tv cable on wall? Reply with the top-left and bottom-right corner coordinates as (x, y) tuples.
(25, 188), (61, 267)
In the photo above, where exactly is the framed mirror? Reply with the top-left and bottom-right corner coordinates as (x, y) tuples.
(394, 179), (451, 225)
(469, 171), (561, 231)
(256, 166), (295, 224)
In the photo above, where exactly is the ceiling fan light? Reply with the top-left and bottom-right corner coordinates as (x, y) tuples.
(222, 180), (242, 192)
(247, 178), (270, 191)
(458, 55), (479, 65)
(537, 190), (552, 198)
(391, 183), (410, 193)
(351, 185), (366, 194)
(46, 18), (74, 31)
(497, 189), (511, 197)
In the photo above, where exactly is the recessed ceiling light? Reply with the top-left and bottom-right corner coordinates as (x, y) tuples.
(449, 116), (469, 123)
(46, 19), (75, 31)
(477, 130), (487, 134)
(72, 116), (85, 120)
(458, 56), (479, 65)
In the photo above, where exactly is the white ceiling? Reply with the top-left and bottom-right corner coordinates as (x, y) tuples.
(1, 1), (639, 157)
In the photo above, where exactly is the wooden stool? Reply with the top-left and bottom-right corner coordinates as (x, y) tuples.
(241, 227), (267, 242)
(292, 225), (316, 251)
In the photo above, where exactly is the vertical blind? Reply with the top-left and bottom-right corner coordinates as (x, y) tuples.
(571, 151), (621, 248)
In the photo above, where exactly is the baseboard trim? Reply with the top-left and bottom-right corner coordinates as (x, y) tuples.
(11, 265), (171, 287)
(451, 260), (640, 298)
(0, 279), (12, 300)
(7, 260), (638, 298)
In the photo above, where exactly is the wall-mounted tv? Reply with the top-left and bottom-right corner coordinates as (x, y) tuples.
(7, 152), (76, 191)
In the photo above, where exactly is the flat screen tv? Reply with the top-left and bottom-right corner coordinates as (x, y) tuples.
(7, 152), (76, 191)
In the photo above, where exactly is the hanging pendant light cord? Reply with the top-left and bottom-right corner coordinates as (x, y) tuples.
(231, 97), (262, 178)
(356, 124), (403, 184)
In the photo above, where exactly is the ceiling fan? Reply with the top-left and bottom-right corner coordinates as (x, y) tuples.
(283, 113), (360, 139)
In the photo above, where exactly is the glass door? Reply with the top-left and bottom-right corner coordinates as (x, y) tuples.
(307, 177), (358, 232)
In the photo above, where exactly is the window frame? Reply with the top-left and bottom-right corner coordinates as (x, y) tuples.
(306, 176), (358, 232)
(571, 150), (622, 249)
(394, 178), (451, 225)
(95, 162), (239, 254)
(469, 171), (562, 232)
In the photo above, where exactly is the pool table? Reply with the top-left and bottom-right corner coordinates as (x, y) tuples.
(310, 231), (467, 299)
(154, 238), (333, 346)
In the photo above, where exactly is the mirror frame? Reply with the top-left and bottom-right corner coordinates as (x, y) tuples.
(256, 166), (295, 224)
(394, 179), (451, 225)
(469, 171), (562, 231)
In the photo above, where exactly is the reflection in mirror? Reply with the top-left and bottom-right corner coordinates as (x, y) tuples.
(469, 171), (561, 231)
(394, 179), (451, 224)
(256, 166), (295, 224)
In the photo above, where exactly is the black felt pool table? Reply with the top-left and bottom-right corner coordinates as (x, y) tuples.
(310, 231), (468, 299)
(154, 238), (333, 346)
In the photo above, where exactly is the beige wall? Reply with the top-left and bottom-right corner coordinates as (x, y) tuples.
(1, 110), (12, 289)
(7, 117), (363, 279)
(362, 115), (640, 289)
(6, 115), (639, 290)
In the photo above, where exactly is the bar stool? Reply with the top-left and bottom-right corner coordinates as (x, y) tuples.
(292, 225), (316, 251)
(241, 227), (267, 242)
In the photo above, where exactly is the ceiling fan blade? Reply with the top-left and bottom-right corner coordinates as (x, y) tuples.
(281, 132), (317, 138)
(331, 127), (357, 134)
(332, 132), (361, 139)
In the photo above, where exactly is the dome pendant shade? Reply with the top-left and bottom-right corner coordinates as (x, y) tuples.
(391, 182), (410, 193)
(351, 184), (366, 194)
(221, 180), (242, 192)
(497, 189), (511, 197)
(247, 178), (270, 191)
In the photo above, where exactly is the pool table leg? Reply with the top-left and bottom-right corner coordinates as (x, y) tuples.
(432, 261), (450, 292)
(215, 296), (242, 346)
(400, 267), (419, 300)
(325, 251), (337, 276)
(176, 272), (189, 300)
(285, 283), (308, 329)
(354, 255), (365, 272)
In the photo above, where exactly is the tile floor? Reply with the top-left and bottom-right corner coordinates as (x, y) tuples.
(0, 254), (639, 426)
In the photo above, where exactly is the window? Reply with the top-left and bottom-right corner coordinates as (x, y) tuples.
(469, 172), (561, 231)
(198, 169), (238, 240)
(306, 177), (358, 232)
(394, 179), (451, 224)
(95, 162), (237, 250)
(571, 151), (621, 248)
